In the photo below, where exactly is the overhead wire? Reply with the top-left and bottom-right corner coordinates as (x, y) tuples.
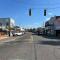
(13, 0), (60, 10)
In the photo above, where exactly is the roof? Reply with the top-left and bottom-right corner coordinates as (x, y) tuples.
(56, 16), (60, 19)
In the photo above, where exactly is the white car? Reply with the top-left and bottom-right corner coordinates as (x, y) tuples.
(13, 32), (23, 36)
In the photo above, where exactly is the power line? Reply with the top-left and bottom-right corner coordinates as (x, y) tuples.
(18, 5), (60, 10)
(21, 5), (60, 10)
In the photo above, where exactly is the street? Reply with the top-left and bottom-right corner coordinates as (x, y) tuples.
(0, 32), (60, 60)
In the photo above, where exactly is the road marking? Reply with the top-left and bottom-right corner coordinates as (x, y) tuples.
(27, 36), (33, 43)
(31, 36), (33, 41)
(24, 36), (33, 43)
(8, 58), (25, 60)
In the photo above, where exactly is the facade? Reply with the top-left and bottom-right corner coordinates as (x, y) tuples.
(45, 16), (60, 36)
(0, 18), (15, 36)
(0, 18), (15, 30)
(14, 26), (25, 33)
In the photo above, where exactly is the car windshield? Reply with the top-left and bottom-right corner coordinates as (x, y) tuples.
(0, 0), (60, 60)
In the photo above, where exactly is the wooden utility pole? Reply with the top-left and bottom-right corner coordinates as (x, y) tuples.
(9, 19), (10, 37)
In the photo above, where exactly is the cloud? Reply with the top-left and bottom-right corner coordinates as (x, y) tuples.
(45, 17), (50, 21)
(24, 22), (40, 28)
(48, 12), (53, 15)
(46, 17), (50, 21)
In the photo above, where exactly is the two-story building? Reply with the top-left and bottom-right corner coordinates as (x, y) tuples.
(0, 18), (15, 36)
(45, 16), (60, 36)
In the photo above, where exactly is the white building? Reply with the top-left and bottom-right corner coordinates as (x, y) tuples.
(0, 18), (15, 36)
(20, 28), (25, 31)
(0, 18), (15, 30)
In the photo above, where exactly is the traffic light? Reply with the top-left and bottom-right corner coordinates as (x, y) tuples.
(29, 8), (31, 16)
(44, 9), (46, 16)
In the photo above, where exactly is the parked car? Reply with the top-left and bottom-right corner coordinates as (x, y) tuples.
(13, 32), (23, 36)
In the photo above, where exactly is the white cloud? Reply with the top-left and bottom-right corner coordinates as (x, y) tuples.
(46, 17), (50, 21)
(48, 12), (53, 15)
(24, 22), (40, 28)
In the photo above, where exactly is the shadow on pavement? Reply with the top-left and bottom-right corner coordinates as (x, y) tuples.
(32, 33), (37, 35)
(32, 33), (42, 36)
(32, 32), (60, 39)
(37, 40), (60, 46)
(42, 35), (60, 40)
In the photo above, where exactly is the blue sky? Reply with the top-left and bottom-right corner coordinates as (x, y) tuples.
(0, 0), (60, 28)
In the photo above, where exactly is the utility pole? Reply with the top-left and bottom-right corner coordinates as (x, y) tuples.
(9, 19), (10, 37)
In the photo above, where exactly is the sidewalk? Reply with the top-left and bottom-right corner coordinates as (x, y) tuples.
(0, 35), (9, 40)
(0, 35), (24, 45)
(0, 35), (17, 44)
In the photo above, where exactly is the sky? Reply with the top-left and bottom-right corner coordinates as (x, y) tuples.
(0, 0), (60, 28)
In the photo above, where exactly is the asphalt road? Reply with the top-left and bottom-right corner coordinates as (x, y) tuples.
(0, 32), (60, 60)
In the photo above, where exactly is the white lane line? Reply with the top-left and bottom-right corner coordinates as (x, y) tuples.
(24, 36), (33, 43)
(8, 58), (25, 60)
(30, 36), (33, 42)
